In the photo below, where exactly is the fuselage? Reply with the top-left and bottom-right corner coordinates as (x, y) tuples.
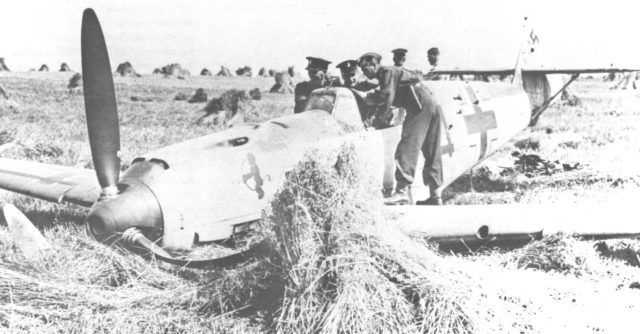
(124, 81), (530, 250)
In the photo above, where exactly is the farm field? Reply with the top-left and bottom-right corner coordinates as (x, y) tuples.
(1, 71), (640, 333)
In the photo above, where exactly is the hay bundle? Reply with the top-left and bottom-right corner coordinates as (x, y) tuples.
(200, 68), (212, 76)
(130, 96), (155, 102)
(267, 145), (537, 334)
(269, 72), (294, 94)
(38, 64), (49, 72)
(202, 89), (247, 114)
(59, 63), (71, 72)
(174, 92), (189, 101)
(24, 143), (64, 159)
(216, 66), (232, 76)
(287, 66), (296, 77)
(68, 73), (82, 92)
(188, 88), (208, 103)
(198, 89), (249, 125)
(0, 57), (10, 71)
(249, 88), (261, 100)
(501, 234), (604, 276)
(268, 69), (275, 77)
(152, 68), (163, 74)
(114, 61), (140, 77)
(236, 66), (253, 77)
(158, 63), (190, 77)
(257, 67), (266, 76)
(505, 151), (581, 178)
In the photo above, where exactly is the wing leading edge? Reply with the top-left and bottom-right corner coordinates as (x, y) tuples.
(0, 158), (100, 207)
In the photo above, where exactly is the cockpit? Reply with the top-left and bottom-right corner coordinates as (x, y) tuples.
(303, 87), (368, 132)
(303, 87), (404, 132)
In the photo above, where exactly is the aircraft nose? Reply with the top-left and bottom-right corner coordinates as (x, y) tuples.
(86, 203), (115, 241)
(86, 180), (163, 243)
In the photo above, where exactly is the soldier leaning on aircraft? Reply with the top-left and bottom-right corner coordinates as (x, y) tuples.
(294, 57), (334, 114)
(392, 48), (407, 67)
(358, 52), (444, 206)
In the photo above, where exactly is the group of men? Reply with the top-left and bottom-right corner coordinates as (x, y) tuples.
(293, 48), (445, 206)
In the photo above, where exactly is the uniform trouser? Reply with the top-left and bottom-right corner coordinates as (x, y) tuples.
(394, 98), (443, 188)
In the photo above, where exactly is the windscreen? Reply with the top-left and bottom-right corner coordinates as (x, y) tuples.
(305, 91), (336, 113)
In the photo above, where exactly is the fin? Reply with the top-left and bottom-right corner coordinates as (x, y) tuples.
(512, 16), (539, 87)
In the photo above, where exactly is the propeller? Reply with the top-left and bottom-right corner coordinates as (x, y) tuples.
(81, 8), (120, 197)
(78, 9), (266, 268)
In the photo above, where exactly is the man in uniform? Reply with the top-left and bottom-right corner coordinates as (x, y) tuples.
(424, 47), (444, 81)
(294, 57), (332, 113)
(392, 48), (407, 67)
(358, 52), (443, 205)
(336, 59), (378, 92)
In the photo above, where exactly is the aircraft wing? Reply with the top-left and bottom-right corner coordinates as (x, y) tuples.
(0, 158), (100, 207)
(389, 203), (640, 247)
(432, 67), (640, 76)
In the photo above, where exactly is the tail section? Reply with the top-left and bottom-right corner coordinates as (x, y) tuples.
(511, 17), (539, 86)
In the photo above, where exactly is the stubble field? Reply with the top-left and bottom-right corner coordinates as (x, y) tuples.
(1, 71), (640, 333)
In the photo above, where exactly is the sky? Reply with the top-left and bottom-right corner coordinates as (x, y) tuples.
(1, 0), (639, 75)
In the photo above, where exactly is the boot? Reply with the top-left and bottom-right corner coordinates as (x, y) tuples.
(382, 187), (393, 199)
(415, 197), (443, 206)
(384, 184), (411, 205)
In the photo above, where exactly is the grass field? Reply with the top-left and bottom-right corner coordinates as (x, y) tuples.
(1, 72), (640, 333)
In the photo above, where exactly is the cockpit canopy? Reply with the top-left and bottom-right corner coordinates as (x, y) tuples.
(304, 87), (367, 132)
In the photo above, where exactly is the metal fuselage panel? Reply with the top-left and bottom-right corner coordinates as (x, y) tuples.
(140, 108), (382, 249)
(133, 84), (530, 249)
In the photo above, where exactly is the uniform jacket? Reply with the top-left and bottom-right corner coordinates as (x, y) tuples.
(294, 81), (321, 113)
(424, 64), (444, 81)
(374, 66), (425, 115)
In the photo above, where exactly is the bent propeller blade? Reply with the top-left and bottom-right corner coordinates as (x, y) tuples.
(81, 8), (120, 196)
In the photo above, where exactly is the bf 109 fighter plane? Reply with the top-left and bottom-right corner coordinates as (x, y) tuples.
(1, 9), (639, 266)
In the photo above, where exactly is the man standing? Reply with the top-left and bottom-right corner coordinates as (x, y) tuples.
(392, 48), (407, 67)
(294, 57), (332, 113)
(424, 47), (443, 81)
(358, 52), (443, 205)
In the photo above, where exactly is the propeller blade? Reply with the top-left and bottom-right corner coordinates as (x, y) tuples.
(81, 8), (120, 196)
(2, 204), (51, 259)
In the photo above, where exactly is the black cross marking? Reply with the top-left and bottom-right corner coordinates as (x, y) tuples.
(437, 105), (454, 156)
(464, 86), (497, 160)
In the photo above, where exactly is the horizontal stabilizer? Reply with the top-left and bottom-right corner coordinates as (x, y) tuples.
(0, 158), (100, 207)
(432, 67), (640, 76)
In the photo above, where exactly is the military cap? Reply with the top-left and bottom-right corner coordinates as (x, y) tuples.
(427, 47), (440, 56)
(358, 52), (382, 64)
(305, 57), (331, 71)
(392, 48), (408, 56)
(336, 60), (358, 74)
